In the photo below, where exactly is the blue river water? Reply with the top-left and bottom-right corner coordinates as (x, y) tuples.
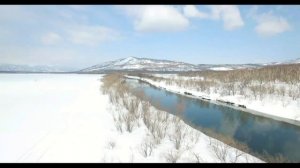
(126, 78), (300, 162)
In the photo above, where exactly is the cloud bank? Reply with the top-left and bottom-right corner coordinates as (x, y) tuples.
(183, 5), (244, 30)
(255, 12), (291, 37)
(119, 5), (189, 32)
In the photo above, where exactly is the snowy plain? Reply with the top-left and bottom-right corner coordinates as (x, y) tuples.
(0, 74), (111, 162)
(0, 74), (262, 163)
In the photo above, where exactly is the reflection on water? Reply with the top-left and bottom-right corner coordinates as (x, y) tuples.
(126, 78), (300, 162)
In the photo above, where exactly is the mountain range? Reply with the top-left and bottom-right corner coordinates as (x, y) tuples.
(79, 56), (300, 73)
(0, 64), (75, 73)
(0, 57), (299, 73)
(80, 57), (200, 73)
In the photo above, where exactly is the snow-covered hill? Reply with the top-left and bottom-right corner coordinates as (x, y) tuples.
(262, 58), (300, 66)
(283, 58), (300, 64)
(2, 57), (298, 73)
(0, 64), (74, 73)
(197, 58), (300, 71)
(80, 57), (268, 73)
(197, 64), (263, 71)
(80, 57), (199, 72)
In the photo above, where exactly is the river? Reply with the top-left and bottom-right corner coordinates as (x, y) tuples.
(126, 78), (300, 162)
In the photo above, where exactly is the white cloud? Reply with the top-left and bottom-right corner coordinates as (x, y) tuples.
(210, 5), (244, 30)
(119, 5), (189, 32)
(67, 25), (120, 46)
(183, 5), (244, 30)
(183, 5), (208, 18)
(0, 45), (73, 65)
(0, 6), (119, 47)
(41, 32), (62, 45)
(0, 5), (121, 68)
(254, 12), (291, 37)
(0, 44), (103, 69)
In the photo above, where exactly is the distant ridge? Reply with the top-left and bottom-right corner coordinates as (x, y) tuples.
(81, 56), (295, 73)
(80, 56), (199, 72)
(0, 64), (75, 73)
(80, 56), (300, 73)
(1, 57), (299, 73)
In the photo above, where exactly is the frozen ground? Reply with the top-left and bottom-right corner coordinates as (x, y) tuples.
(0, 74), (111, 162)
(0, 74), (262, 163)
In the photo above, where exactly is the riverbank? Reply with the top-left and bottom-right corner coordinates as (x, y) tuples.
(102, 74), (263, 163)
(125, 75), (300, 127)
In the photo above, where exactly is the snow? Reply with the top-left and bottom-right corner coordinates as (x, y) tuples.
(209, 67), (233, 71)
(0, 74), (112, 162)
(126, 75), (300, 125)
(80, 57), (199, 72)
(0, 74), (262, 162)
(114, 57), (138, 66)
(82, 57), (299, 73)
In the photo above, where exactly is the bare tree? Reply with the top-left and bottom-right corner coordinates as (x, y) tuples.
(192, 151), (203, 163)
(249, 85), (259, 100)
(137, 64), (300, 107)
(210, 139), (230, 163)
(190, 130), (201, 145)
(229, 141), (249, 163)
(106, 140), (116, 150)
(164, 150), (181, 163)
(261, 152), (289, 163)
(169, 121), (187, 150)
(115, 113), (123, 133)
(123, 112), (135, 133)
(139, 136), (155, 157)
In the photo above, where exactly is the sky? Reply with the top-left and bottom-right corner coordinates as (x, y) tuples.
(0, 5), (299, 69)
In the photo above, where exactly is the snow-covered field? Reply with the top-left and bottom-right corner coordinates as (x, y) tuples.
(0, 74), (262, 163)
(127, 74), (300, 124)
(0, 74), (111, 162)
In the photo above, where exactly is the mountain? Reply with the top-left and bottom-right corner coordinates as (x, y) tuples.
(3, 57), (298, 73)
(261, 58), (300, 66)
(80, 57), (199, 73)
(197, 64), (263, 71)
(80, 56), (269, 73)
(0, 64), (74, 73)
(282, 58), (300, 64)
(81, 56), (300, 73)
(197, 58), (300, 71)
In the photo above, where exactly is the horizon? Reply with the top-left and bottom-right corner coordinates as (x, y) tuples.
(0, 5), (299, 69)
(1, 56), (299, 70)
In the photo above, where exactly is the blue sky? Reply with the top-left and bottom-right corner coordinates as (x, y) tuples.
(0, 5), (299, 69)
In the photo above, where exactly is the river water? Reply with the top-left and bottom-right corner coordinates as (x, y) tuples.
(126, 78), (300, 162)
